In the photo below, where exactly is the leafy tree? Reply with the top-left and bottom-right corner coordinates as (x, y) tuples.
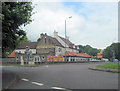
(16, 36), (31, 48)
(2, 2), (33, 57)
(103, 42), (120, 60)
(78, 45), (100, 56)
(37, 38), (41, 42)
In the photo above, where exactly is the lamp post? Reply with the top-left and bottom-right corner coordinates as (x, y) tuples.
(65, 16), (72, 62)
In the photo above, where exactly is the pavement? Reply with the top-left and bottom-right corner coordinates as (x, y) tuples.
(2, 62), (119, 90)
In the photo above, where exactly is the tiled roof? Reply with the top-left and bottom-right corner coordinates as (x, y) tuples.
(64, 51), (91, 58)
(47, 36), (64, 47)
(17, 42), (37, 49)
(8, 50), (16, 58)
(76, 53), (91, 58)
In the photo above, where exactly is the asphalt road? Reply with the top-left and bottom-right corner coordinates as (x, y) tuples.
(2, 62), (118, 90)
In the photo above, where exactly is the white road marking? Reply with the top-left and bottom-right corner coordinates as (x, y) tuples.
(51, 87), (66, 90)
(31, 82), (44, 86)
(21, 78), (29, 81)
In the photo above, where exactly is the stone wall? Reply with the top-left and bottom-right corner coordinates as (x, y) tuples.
(36, 34), (55, 61)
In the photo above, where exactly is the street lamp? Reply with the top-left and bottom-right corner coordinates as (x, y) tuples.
(65, 16), (72, 62)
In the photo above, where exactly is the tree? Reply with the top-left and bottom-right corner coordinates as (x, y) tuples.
(16, 36), (31, 48)
(2, 2), (33, 57)
(78, 45), (100, 56)
(37, 38), (41, 42)
(103, 42), (120, 60)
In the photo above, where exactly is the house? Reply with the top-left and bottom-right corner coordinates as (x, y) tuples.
(14, 30), (80, 64)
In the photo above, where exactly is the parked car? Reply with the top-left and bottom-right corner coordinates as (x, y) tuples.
(103, 58), (109, 61)
(114, 59), (119, 61)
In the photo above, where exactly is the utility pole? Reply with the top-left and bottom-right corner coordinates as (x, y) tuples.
(64, 16), (72, 62)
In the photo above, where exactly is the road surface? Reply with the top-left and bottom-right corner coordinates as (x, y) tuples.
(2, 62), (118, 90)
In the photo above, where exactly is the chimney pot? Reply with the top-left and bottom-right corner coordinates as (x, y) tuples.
(54, 30), (58, 37)
(40, 33), (44, 38)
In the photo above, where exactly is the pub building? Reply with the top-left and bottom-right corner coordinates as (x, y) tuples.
(9, 30), (91, 64)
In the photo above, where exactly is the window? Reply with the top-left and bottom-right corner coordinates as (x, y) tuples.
(34, 56), (41, 62)
(42, 55), (45, 60)
(16, 57), (19, 60)
(38, 57), (39, 61)
(25, 56), (28, 60)
(67, 59), (69, 62)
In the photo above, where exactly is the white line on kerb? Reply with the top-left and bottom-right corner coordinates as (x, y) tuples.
(21, 78), (29, 81)
(31, 82), (44, 86)
(51, 87), (66, 90)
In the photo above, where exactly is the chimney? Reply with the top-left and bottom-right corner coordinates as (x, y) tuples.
(45, 33), (47, 35)
(40, 33), (44, 38)
(54, 30), (58, 38)
(66, 36), (69, 40)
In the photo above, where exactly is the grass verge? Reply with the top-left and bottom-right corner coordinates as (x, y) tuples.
(96, 62), (119, 69)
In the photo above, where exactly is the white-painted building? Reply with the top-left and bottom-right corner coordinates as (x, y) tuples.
(14, 31), (79, 64)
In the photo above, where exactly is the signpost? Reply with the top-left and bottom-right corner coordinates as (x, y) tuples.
(25, 46), (34, 65)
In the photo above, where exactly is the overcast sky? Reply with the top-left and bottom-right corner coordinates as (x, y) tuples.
(23, 0), (118, 49)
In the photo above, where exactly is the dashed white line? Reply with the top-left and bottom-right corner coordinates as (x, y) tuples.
(21, 78), (29, 81)
(21, 78), (67, 90)
(51, 87), (66, 90)
(31, 82), (44, 86)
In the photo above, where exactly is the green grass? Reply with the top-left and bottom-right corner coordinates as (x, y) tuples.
(96, 62), (119, 69)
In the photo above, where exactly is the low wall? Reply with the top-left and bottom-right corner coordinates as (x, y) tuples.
(1, 58), (17, 64)
(1, 58), (104, 65)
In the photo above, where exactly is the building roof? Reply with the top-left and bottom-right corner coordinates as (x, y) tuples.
(75, 53), (91, 58)
(47, 36), (64, 47)
(8, 50), (16, 58)
(64, 51), (91, 58)
(17, 42), (37, 49)
(16, 33), (78, 49)
(58, 36), (74, 48)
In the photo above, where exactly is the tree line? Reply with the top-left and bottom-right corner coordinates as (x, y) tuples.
(103, 43), (120, 61)
(78, 43), (120, 60)
(78, 45), (100, 58)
